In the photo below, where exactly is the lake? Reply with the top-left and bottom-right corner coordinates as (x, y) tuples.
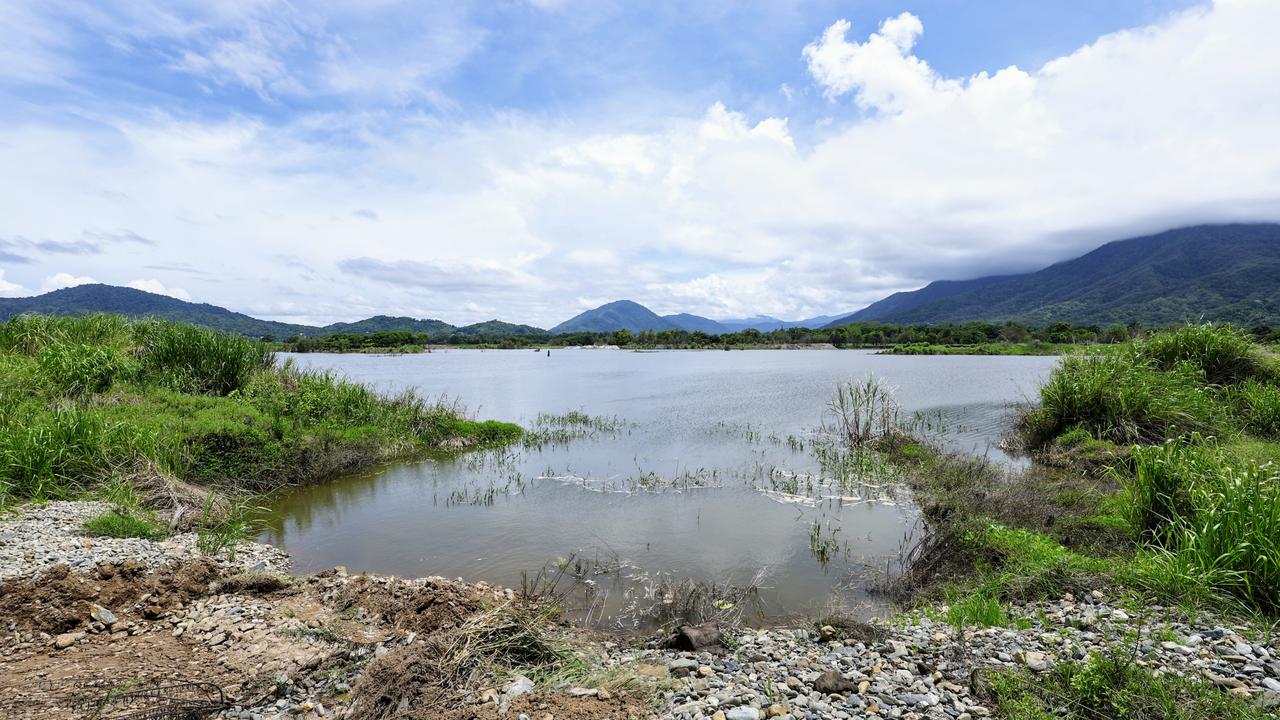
(262, 349), (1057, 628)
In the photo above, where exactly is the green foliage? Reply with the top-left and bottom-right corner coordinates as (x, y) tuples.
(1023, 351), (1215, 445)
(84, 509), (167, 540)
(196, 494), (264, 558)
(945, 591), (1010, 628)
(1122, 441), (1280, 614)
(1135, 324), (1269, 385)
(38, 343), (135, 396)
(132, 319), (273, 395)
(82, 476), (167, 540)
(991, 653), (1273, 720)
(1228, 379), (1280, 437)
(965, 524), (1108, 603)
(0, 315), (522, 507)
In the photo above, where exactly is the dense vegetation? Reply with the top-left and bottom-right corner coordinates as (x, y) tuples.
(837, 223), (1280, 327)
(0, 315), (520, 514)
(883, 324), (1280, 718)
(280, 320), (1157, 352)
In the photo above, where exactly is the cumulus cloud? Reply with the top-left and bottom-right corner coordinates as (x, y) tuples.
(0, 270), (28, 297)
(126, 278), (191, 300)
(1, 1), (1278, 326)
(40, 273), (98, 292)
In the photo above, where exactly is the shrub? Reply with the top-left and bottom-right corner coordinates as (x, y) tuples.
(1024, 352), (1215, 445)
(1124, 441), (1280, 613)
(1134, 324), (1268, 385)
(133, 319), (273, 395)
(37, 342), (135, 396)
(1229, 379), (1280, 438)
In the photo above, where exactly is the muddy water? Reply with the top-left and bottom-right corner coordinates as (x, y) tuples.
(262, 349), (1056, 627)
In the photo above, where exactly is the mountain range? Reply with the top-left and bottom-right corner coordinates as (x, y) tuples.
(2, 223), (1278, 336)
(824, 223), (1280, 327)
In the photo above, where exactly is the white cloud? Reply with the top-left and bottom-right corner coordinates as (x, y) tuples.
(1, 2), (1278, 326)
(126, 278), (191, 300)
(41, 272), (98, 292)
(0, 270), (28, 297)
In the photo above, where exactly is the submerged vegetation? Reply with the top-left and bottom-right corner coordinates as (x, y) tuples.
(0, 314), (521, 541)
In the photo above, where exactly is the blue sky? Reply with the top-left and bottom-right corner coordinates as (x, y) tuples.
(2, 0), (1276, 326)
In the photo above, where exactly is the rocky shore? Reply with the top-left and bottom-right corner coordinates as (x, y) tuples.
(3, 501), (1278, 719)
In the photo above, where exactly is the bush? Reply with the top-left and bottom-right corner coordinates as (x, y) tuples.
(1229, 379), (1280, 438)
(38, 342), (135, 396)
(1135, 324), (1269, 385)
(133, 319), (273, 395)
(1024, 352), (1215, 445)
(1124, 441), (1280, 613)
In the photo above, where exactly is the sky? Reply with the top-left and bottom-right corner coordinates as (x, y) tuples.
(2, 0), (1278, 328)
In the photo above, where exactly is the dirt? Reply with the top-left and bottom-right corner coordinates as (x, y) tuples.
(1, 560), (656, 719)
(0, 558), (225, 634)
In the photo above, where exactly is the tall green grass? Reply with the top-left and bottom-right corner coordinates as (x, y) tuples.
(1122, 440), (1280, 614)
(0, 314), (521, 507)
(1022, 324), (1277, 446)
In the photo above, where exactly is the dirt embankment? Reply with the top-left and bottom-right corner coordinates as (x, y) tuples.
(1, 557), (651, 720)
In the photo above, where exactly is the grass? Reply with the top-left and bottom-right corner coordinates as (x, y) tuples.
(1119, 440), (1280, 614)
(990, 652), (1273, 720)
(0, 314), (522, 520)
(880, 342), (1080, 356)
(83, 509), (167, 540)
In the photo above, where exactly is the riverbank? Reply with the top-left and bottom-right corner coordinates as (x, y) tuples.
(4, 501), (1278, 719)
(877, 342), (1080, 356)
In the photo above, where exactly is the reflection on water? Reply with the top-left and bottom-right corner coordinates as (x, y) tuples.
(263, 349), (1057, 625)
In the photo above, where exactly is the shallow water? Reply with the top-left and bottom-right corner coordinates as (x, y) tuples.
(262, 349), (1057, 627)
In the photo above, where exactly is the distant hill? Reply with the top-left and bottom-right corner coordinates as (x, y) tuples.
(663, 313), (729, 334)
(827, 224), (1280, 327)
(322, 315), (456, 336)
(0, 284), (314, 338)
(0, 284), (553, 339)
(550, 300), (678, 333)
(454, 320), (548, 337)
(720, 314), (844, 332)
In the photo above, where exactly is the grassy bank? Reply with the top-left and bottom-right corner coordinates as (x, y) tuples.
(873, 325), (1280, 717)
(0, 314), (520, 534)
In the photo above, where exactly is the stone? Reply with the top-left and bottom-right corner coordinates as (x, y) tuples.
(813, 670), (856, 695)
(666, 622), (723, 651)
(566, 687), (597, 698)
(767, 703), (787, 717)
(725, 707), (760, 720)
(90, 604), (117, 626)
(668, 658), (700, 677)
(53, 632), (83, 649)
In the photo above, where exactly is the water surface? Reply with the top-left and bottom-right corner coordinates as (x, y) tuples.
(263, 349), (1055, 626)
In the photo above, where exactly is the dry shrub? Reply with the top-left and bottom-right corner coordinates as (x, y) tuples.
(348, 604), (571, 719)
(125, 459), (228, 531)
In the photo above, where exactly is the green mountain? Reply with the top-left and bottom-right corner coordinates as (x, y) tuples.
(322, 315), (456, 336)
(0, 284), (551, 339)
(828, 224), (1280, 327)
(550, 300), (678, 333)
(0, 284), (314, 338)
(663, 313), (729, 334)
(454, 320), (548, 337)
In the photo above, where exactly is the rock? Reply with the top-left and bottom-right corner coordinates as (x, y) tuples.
(668, 658), (699, 677)
(90, 604), (117, 626)
(596, 687), (612, 700)
(1020, 650), (1050, 672)
(767, 703), (787, 717)
(711, 712), (727, 720)
(813, 670), (856, 695)
(500, 674), (534, 711)
(53, 632), (83, 649)
(725, 707), (760, 720)
(566, 687), (597, 697)
(666, 622), (723, 651)
(1111, 609), (1130, 621)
